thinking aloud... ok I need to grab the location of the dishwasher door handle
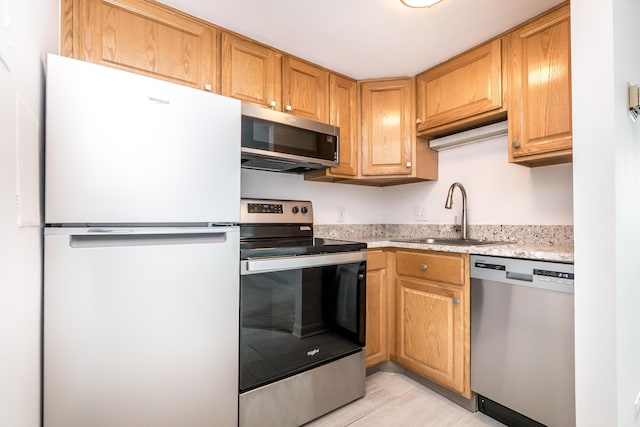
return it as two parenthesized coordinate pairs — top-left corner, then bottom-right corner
(506, 271), (533, 282)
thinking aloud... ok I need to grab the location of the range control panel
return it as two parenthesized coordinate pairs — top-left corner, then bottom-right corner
(247, 203), (284, 214)
(241, 199), (313, 224)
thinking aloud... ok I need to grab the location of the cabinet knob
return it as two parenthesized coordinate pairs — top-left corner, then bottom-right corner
(512, 141), (521, 149)
(406, 162), (412, 168)
(416, 118), (423, 124)
(204, 83), (212, 91)
(285, 105), (293, 112)
(420, 263), (427, 271)
(452, 298), (460, 304)
(269, 101), (277, 108)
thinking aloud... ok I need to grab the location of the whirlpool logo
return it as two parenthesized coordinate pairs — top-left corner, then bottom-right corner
(148, 96), (170, 105)
(307, 348), (320, 357)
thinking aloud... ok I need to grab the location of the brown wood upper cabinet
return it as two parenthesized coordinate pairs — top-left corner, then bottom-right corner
(328, 74), (359, 176)
(307, 76), (438, 185)
(395, 250), (471, 398)
(300, 73), (359, 181)
(282, 57), (329, 122)
(61, 0), (218, 91)
(416, 38), (505, 137)
(358, 78), (439, 185)
(221, 33), (282, 110)
(508, 3), (572, 166)
(360, 78), (415, 177)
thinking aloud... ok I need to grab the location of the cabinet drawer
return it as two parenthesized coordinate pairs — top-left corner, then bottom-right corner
(396, 251), (465, 286)
(367, 250), (387, 270)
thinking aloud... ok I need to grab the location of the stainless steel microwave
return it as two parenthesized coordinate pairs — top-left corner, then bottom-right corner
(240, 103), (339, 173)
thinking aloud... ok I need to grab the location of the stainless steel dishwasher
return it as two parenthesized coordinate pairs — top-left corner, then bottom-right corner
(470, 255), (575, 427)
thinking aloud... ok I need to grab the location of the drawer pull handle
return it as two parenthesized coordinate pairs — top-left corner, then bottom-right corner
(452, 298), (460, 304)
(420, 263), (427, 271)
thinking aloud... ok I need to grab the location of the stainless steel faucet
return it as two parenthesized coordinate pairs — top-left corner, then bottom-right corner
(444, 182), (468, 240)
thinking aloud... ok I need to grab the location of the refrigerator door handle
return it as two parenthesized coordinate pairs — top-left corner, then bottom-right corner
(69, 232), (228, 248)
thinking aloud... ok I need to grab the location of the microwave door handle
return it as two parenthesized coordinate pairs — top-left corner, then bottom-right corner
(242, 251), (367, 275)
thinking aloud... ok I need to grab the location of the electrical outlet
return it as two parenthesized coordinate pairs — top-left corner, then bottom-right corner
(337, 207), (345, 223)
(634, 391), (640, 422)
(413, 205), (428, 221)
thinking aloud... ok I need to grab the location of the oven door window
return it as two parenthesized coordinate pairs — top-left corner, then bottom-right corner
(240, 261), (365, 392)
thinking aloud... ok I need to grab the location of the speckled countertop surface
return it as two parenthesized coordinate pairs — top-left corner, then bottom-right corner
(314, 224), (574, 263)
(359, 238), (573, 262)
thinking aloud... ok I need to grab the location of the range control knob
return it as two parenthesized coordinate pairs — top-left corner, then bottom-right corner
(301, 206), (308, 214)
(292, 206), (299, 214)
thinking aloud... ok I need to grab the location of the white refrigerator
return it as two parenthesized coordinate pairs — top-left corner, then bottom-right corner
(43, 55), (240, 427)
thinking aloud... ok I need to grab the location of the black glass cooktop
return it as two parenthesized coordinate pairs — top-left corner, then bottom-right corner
(240, 238), (366, 260)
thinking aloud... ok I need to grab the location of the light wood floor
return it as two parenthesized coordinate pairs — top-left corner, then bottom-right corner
(305, 372), (505, 427)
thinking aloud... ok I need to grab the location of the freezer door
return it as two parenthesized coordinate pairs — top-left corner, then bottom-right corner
(44, 227), (239, 427)
(45, 55), (240, 224)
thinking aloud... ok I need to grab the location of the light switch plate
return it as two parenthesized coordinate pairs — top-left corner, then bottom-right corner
(337, 207), (345, 223)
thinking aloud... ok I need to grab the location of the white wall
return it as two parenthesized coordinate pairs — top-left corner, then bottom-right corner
(241, 169), (385, 223)
(0, 0), (58, 426)
(573, 0), (640, 426)
(243, 135), (574, 226)
(613, 0), (640, 423)
(381, 135), (574, 225)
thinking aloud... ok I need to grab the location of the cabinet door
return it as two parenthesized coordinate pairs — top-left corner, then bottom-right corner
(282, 57), (329, 122)
(508, 4), (572, 166)
(64, 0), (217, 91)
(329, 74), (358, 176)
(221, 33), (281, 109)
(360, 79), (414, 176)
(364, 250), (388, 367)
(396, 277), (467, 396)
(416, 39), (503, 133)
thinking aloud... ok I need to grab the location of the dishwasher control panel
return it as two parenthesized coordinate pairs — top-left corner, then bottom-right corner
(471, 255), (574, 293)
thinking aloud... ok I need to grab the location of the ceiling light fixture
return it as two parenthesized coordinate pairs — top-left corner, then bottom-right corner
(400, 0), (443, 8)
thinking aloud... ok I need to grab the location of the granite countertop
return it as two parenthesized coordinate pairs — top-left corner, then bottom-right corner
(314, 224), (574, 263)
(360, 238), (574, 263)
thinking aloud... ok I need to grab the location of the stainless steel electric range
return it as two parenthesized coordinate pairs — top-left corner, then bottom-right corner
(238, 199), (367, 427)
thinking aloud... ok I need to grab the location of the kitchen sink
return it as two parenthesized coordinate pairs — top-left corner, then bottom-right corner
(389, 237), (506, 246)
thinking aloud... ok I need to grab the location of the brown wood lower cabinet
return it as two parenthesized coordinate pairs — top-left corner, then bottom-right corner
(364, 250), (389, 367)
(365, 249), (470, 398)
(396, 276), (469, 397)
(395, 250), (470, 398)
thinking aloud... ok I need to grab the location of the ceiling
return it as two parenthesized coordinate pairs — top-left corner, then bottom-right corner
(158, 0), (565, 80)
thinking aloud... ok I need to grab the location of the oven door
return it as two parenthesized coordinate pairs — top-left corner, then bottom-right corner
(239, 251), (366, 393)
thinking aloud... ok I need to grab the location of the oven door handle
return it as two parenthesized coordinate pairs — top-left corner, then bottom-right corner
(241, 251), (367, 275)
